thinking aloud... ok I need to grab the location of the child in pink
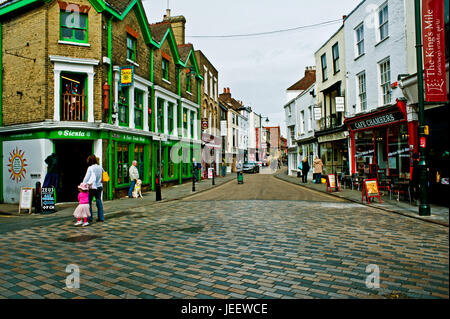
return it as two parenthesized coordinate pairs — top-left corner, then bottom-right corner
(73, 183), (91, 226)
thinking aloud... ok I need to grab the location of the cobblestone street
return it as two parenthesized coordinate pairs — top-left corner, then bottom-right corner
(0, 174), (448, 299)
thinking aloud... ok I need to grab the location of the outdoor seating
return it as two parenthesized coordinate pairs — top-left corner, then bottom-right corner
(390, 178), (412, 205)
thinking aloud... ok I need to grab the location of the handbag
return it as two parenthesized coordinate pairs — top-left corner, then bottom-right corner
(102, 171), (110, 182)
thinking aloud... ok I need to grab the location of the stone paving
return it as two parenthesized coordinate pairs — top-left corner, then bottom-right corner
(275, 168), (449, 227)
(0, 198), (448, 299)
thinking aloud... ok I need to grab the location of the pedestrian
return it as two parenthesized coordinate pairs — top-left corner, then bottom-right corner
(301, 157), (310, 183)
(83, 155), (104, 223)
(43, 153), (60, 189)
(128, 160), (139, 198)
(313, 156), (324, 184)
(73, 183), (91, 227)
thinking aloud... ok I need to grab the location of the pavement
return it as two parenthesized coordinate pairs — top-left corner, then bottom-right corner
(0, 172), (236, 233)
(0, 169), (448, 299)
(274, 167), (449, 227)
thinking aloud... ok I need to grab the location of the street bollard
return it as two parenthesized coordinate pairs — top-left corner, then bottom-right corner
(192, 172), (196, 192)
(35, 181), (41, 214)
(212, 167), (215, 185)
(155, 176), (162, 201)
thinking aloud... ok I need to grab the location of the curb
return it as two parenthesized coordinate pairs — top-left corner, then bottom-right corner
(273, 172), (449, 228)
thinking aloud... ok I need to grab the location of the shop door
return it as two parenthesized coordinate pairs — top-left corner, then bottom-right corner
(55, 140), (92, 202)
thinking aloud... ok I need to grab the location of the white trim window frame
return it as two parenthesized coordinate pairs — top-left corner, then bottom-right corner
(355, 23), (364, 57)
(379, 58), (391, 105)
(50, 56), (99, 123)
(378, 2), (389, 42)
(357, 71), (367, 111)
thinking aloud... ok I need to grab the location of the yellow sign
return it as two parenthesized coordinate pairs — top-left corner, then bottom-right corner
(365, 180), (379, 195)
(424, 125), (429, 135)
(120, 66), (134, 86)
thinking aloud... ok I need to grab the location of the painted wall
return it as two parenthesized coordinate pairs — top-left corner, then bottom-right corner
(3, 139), (52, 203)
(344, 0), (408, 116)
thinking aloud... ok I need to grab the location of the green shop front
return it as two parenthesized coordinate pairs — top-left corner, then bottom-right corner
(152, 138), (201, 186)
(1, 128), (103, 204)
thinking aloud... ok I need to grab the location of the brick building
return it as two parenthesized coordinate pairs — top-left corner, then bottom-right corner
(0, 1), (203, 203)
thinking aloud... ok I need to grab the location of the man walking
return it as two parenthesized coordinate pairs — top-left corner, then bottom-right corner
(128, 160), (139, 198)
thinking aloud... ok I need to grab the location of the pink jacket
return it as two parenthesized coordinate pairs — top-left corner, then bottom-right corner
(78, 191), (89, 204)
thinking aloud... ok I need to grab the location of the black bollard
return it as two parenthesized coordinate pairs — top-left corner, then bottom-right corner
(192, 173), (196, 192)
(155, 176), (162, 201)
(212, 167), (215, 185)
(35, 181), (41, 214)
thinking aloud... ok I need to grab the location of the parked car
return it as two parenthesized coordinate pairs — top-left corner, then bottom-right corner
(243, 162), (260, 173)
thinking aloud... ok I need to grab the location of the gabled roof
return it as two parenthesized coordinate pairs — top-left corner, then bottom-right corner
(286, 69), (316, 91)
(149, 22), (171, 44)
(104, 0), (133, 14)
(178, 43), (193, 63)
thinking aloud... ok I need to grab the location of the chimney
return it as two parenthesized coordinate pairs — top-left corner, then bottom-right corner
(163, 14), (186, 45)
(220, 87), (231, 101)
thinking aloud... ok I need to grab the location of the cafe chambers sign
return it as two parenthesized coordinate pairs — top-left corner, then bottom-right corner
(349, 111), (404, 131)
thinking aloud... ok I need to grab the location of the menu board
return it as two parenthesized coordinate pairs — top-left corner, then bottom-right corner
(326, 174), (341, 193)
(41, 187), (55, 214)
(362, 179), (381, 204)
(19, 188), (34, 214)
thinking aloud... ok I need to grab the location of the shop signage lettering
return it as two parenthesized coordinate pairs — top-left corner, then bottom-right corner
(59, 130), (90, 138)
(318, 132), (347, 143)
(422, 0), (447, 102)
(350, 112), (403, 130)
(388, 147), (409, 157)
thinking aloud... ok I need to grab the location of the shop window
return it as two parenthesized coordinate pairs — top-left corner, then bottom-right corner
(127, 35), (136, 61)
(355, 130), (374, 175)
(182, 147), (191, 176)
(379, 58), (391, 105)
(134, 89), (143, 129)
(119, 87), (129, 126)
(134, 144), (145, 180)
(190, 111), (195, 138)
(183, 108), (188, 137)
(117, 143), (129, 185)
(388, 125), (410, 179)
(60, 11), (88, 43)
(162, 58), (169, 81)
(61, 73), (87, 121)
(157, 98), (164, 133)
(168, 102), (174, 135)
(375, 128), (388, 171)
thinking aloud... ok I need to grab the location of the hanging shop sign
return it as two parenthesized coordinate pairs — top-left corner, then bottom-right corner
(314, 107), (322, 120)
(422, 0), (447, 102)
(348, 111), (404, 131)
(111, 133), (147, 143)
(335, 97), (345, 112)
(120, 66), (134, 86)
(362, 179), (381, 204)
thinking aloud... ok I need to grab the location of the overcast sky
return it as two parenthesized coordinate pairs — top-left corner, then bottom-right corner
(143, 0), (361, 136)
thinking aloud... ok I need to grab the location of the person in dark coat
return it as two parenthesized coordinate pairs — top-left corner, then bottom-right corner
(43, 153), (60, 189)
(301, 157), (310, 183)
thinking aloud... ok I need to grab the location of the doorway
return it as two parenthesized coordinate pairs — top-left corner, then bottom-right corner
(55, 140), (93, 202)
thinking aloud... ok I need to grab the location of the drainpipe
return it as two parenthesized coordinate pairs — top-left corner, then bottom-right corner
(0, 23), (3, 127)
(150, 48), (155, 191)
(107, 15), (113, 200)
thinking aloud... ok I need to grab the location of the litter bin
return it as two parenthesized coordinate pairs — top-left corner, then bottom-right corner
(222, 165), (226, 177)
(237, 172), (244, 184)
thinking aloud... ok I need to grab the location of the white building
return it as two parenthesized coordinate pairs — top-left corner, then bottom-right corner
(343, 0), (416, 178)
(284, 84), (318, 176)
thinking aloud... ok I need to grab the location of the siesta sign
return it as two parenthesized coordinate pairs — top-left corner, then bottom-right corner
(422, 0), (447, 102)
(349, 111), (404, 131)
